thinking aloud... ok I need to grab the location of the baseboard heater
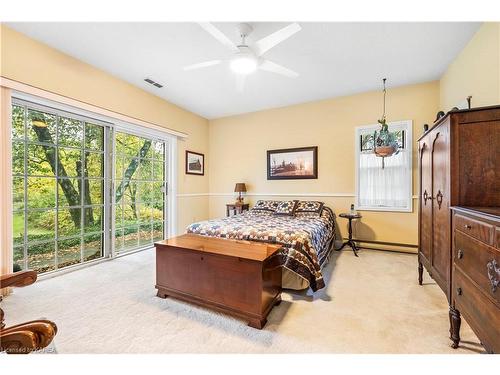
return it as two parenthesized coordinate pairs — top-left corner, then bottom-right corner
(341, 238), (418, 254)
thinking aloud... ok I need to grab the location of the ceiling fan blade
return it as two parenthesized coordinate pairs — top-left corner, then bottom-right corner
(198, 23), (239, 53)
(255, 23), (302, 56)
(259, 60), (299, 78)
(183, 60), (222, 71)
(236, 74), (247, 93)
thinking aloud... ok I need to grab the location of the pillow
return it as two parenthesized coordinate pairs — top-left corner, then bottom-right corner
(251, 200), (280, 212)
(295, 200), (324, 214)
(274, 200), (298, 216)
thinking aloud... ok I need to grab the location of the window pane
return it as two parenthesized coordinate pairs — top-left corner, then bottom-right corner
(13, 177), (25, 210)
(57, 238), (81, 269)
(28, 241), (56, 273)
(87, 179), (103, 205)
(152, 202), (164, 221)
(12, 142), (24, 175)
(58, 178), (80, 207)
(27, 210), (55, 243)
(139, 224), (152, 246)
(83, 233), (103, 261)
(84, 152), (103, 178)
(137, 182), (153, 203)
(153, 160), (164, 180)
(139, 159), (153, 180)
(116, 133), (142, 156)
(122, 181), (137, 206)
(115, 204), (123, 228)
(27, 109), (56, 144)
(12, 105), (25, 139)
(27, 144), (55, 176)
(153, 141), (164, 160)
(85, 123), (104, 151)
(114, 229), (124, 252)
(152, 221), (164, 243)
(13, 246), (25, 272)
(58, 117), (83, 147)
(27, 177), (56, 209)
(123, 226), (138, 250)
(59, 147), (82, 177)
(152, 182), (164, 202)
(84, 206), (103, 233)
(123, 205), (138, 227)
(58, 208), (82, 237)
(13, 211), (24, 246)
(115, 156), (124, 180)
(138, 204), (152, 223)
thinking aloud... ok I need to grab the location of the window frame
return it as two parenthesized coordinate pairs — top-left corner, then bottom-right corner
(11, 92), (177, 275)
(354, 120), (413, 213)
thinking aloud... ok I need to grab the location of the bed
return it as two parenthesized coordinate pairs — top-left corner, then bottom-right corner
(186, 200), (336, 292)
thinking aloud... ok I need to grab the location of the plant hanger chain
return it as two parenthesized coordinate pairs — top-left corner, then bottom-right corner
(381, 78), (387, 122)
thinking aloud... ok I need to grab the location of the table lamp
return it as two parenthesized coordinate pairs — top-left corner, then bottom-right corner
(234, 183), (247, 204)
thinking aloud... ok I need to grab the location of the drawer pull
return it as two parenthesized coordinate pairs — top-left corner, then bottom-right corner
(200, 256), (204, 261)
(486, 259), (499, 293)
(456, 287), (462, 296)
(457, 249), (464, 259)
(464, 224), (472, 230)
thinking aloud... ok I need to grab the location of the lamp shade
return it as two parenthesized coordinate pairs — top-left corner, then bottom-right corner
(234, 183), (247, 193)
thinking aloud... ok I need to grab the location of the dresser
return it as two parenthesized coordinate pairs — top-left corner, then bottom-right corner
(451, 207), (500, 353)
(417, 105), (500, 351)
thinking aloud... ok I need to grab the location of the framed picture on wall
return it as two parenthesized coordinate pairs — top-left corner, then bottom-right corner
(267, 146), (318, 180)
(185, 150), (204, 175)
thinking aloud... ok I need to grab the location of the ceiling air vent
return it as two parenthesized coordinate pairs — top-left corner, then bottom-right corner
(144, 78), (164, 88)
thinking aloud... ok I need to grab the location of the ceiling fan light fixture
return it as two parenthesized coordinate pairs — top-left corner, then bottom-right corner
(230, 47), (258, 75)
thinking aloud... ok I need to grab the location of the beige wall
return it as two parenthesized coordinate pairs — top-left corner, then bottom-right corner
(0, 25), (209, 233)
(440, 22), (500, 111)
(2, 21), (498, 255)
(208, 81), (439, 249)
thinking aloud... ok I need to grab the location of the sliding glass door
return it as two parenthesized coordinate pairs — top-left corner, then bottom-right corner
(11, 99), (169, 274)
(12, 100), (107, 273)
(113, 131), (166, 254)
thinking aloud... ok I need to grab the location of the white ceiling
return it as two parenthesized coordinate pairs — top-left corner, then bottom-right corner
(7, 22), (480, 119)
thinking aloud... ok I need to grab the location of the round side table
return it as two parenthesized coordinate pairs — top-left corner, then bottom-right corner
(337, 212), (362, 257)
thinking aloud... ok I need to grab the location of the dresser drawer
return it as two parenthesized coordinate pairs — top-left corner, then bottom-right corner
(454, 231), (500, 304)
(454, 214), (494, 245)
(453, 267), (500, 353)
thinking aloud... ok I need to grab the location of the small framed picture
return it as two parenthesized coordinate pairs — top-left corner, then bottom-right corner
(185, 150), (204, 175)
(267, 146), (318, 180)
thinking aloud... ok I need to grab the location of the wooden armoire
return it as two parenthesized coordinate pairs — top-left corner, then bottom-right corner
(418, 105), (500, 353)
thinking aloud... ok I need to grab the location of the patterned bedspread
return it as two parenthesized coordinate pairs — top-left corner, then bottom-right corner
(186, 207), (336, 291)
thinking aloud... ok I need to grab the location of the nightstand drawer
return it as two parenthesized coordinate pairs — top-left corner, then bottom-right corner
(454, 230), (500, 304)
(454, 214), (494, 245)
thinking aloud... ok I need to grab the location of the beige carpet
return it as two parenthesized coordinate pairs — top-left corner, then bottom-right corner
(1, 248), (484, 353)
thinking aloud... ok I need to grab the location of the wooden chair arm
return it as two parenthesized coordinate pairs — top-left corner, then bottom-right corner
(0, 270), (37, 289)
(0, 319), (57, 354)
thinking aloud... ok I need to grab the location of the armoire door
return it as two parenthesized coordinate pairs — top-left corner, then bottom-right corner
(430, 124), (450, 298)
(419, 136), (432, 265)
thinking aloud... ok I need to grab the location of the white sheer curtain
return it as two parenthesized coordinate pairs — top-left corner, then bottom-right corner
(356, 120), (412, 211)
(358, 149), (410, 208)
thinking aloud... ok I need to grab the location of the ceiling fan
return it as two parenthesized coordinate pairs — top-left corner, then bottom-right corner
(183, 22), (302, 91)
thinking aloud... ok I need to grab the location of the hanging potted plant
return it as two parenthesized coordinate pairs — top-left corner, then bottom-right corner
(373, 78), (399, 167)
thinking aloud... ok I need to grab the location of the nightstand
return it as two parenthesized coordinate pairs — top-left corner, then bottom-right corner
(336, 212), (362, 257)
(226, 203), (249, 217)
